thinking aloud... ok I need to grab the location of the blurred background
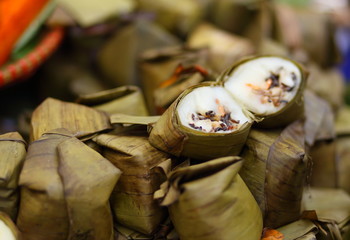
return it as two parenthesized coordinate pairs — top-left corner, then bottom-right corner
(1, 0), (350, 137)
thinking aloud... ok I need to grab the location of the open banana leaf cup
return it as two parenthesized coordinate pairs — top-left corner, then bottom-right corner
(217, 55), (308, 128)
(149, 82), (253, 160)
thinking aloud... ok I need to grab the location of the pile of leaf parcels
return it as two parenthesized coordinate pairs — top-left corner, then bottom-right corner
(1, 1), (350, 240)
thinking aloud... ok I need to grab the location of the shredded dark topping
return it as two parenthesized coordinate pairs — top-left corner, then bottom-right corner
(188, 99), (241, 133)
(246, 67), (297, 107)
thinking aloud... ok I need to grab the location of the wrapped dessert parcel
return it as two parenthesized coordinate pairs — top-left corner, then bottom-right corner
(149, 55), (308, 160)
(93, 129), (178, 236)
(0, 132), (26, 221)
(154, 156), (263, 240)
(17, 129), (121, 240)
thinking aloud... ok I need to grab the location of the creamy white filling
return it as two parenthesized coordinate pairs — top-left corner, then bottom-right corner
(0, 220), (15, 240)
(177, 86), (251, 133)
(224, 57), (301, 115)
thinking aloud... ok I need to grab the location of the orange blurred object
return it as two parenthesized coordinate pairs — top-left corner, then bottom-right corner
(0, 0), (49, 66)
(261, 228), (284, 240)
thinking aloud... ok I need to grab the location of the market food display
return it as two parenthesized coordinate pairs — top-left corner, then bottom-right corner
(1, 0), (350, 239)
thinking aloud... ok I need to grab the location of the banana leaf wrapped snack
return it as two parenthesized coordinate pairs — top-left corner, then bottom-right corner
(76, 85), (149, 116)
(135, 0), (204, 37)
(239, 120), (308, 228)
(302, 188), (350, 239)
(336, 107), (350, 194)
(17, 129), (121, 240)
(154, 156), (263, 240)
(187, 23), (255, 74)
(149, 82), (254, 160)
(209, 0), (261, 36)
(98, 19), (180, 87)
(149, 56), (307, 160)
(0, 132), (26, 220)
(277, 219), (318, 240)
(93, 129), (177, 235)
(306, 63), (345, 113)
(304, 90), (337, 188)
(220, 55), (308, 128)
(0, 212), (21, 240)
(153, 64), (211, 114)
(30, 97), (112, 141)
(140, 46), (210, 114)
(272, 3), (340, 68)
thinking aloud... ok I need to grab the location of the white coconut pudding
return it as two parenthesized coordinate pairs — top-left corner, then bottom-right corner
(224, 57), (302, 115)
(0, 219), (15, 240)
(177, 86), (251, 133)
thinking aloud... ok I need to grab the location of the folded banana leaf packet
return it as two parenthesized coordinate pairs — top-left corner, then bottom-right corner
(98, 19), (181, 87)
(239, 119), (308, 228)
(30, 97), (112, 142)
(76, 85), (149, 116)
(154, 156), (263, 240)
(304, 90), (337, 188)
(0, 132), (26, 221)
(93, 129), (180, 235)
(17, 129), (121, 240)
(2, 1), (350, 238)
(187, 23), (255, 74)
(140, 45), (210, 114)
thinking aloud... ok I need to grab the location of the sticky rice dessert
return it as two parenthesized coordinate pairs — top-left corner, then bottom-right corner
(224, 56), (301, 115)
(220, 56), (307, 128)
(149, 82), (253, 160)
(0, 213), (18, 240)
(177, 86), (251, 133)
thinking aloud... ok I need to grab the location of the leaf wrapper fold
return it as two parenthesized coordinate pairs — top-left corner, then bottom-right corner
(0, 132), (26, 220)
(94, 131), (175, 235)
(149, 82), (252, 160)
(30, 98), (111, 142)
(140, 46), (209, 114)
(240, 120), (308, 228)
(17, 129), (121, 240)
(155, 156), (263, 240)
(77, 85), (149, 116)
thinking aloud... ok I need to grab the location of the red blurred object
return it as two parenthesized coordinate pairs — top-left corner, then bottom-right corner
(0, 0), (49, 66)
(0, 27), (64, 88)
